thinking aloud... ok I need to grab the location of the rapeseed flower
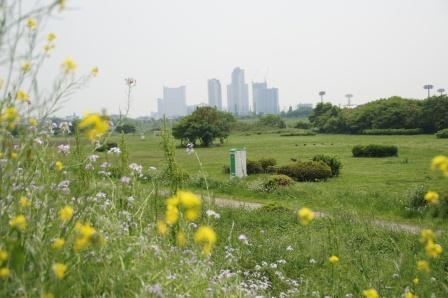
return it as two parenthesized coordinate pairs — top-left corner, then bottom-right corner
(78, 113), (109, 140)
(90, 67), (99, 76)
(52, 238), (65, 250)
(62, 57), (77, 73)
(59, 206), (74, 222)
(424, 191), (439, 204)
(9, 215), (27, 230)
(297, 207), (315, 225)
(431, 155), (448, 176)
(58, 0), (66, 10)
(194, 226), (217, 255)
(0, 267), (10, 279)
(26, 18), (37, 29)
(156, 220), (168, 236)
(0, 249), (8, 262)
(74, 222), (97, 251)
(362, 288), (379, 298)
(1, 106), (20, 128)
(52, 263), (67, 279)
(165, 205), (179, 225)
(420, 229), (436, 244)
(19, 196), (31, 207)
(28, 117), (38, 127)
(176, 231), (187, 247)
(404, 291), (417, 298)
(21, 62), (31, 73)
(16, 90), (30, 103)
(47, 33), (57, 42)
(417, 260), (430, 272)
(425, 241), (442, 258)
(329, 255), (339, 264)
(178, 191), (201, 209)
(55, 161), (64, 171)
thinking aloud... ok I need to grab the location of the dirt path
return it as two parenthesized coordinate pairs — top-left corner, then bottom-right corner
(212, 197), (423, 234)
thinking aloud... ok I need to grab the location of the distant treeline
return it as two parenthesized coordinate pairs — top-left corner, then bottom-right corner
(309, 96), (448, 134)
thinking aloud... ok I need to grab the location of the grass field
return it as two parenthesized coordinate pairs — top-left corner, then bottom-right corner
(110, 132), (448, 226)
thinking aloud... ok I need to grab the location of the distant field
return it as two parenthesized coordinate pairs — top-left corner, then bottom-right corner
(102, 132), (448, 225)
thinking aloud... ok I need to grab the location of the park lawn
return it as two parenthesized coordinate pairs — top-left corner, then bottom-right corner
(102, 132), (448, 226)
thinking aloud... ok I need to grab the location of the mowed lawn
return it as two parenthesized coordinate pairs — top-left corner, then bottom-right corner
(115, 133), (448, 225)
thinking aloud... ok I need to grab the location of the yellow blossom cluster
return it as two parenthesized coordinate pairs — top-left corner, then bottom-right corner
(52, 263), (67, 279)
(424, 191), (439, 204)
(74, 222), (101, 251)
(431, 155), (448, 176)
(0, 249), (9, 279)
(44, 33), (57, 54)
(297, 207), (315, 225)
(9, 215), (27, 230)
(26, 18), (37, 30)
(165, 191), (202, 225)
(78, 113), (109, 140)
(362, 288), (379, 298)
(1, 106), (20, 129)
(419, 229), (443, 258)
(55, 161), (64, 172)
(329, 255), (339, 264)
(19, 196), (31, 208)
(16, 90), (30, 103)
(194, 226), (217, 255)
(62, 57), (77, 73)
(59, 205), (74, 222)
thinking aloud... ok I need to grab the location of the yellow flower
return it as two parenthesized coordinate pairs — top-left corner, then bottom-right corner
(10, 152), (18, 160)
(44, 44), (56, 54)
(176, 231), (187, 247)
(26, 18), (37, 29)
(19, 196), (31, 208)
(90, 67), (99, 76)
(362, 288), (379, 298)
(404, 291), (417, 298)
(55, 161), (64, 171)
(185, 208), (200, 221)
(52, 263), (67, 279)
(178, 191), (202, 209)
(78, 113), (109, 140)
(16, 90), (30, 103)
(47, 33), (57, 42)
(297, 207), (315, 225)
(431, 155), (448, 176)
(417, 260), (430, 272)
(412, 277), (419, 285)
(29, 117), (38, 127)
(165, 205), (179, 225)
(0, 249), (8, 262)
(9, 215), (27, 230)
(425, 241), (443, 258)
(43, 293), (55, 298)
(329, 255), (339, 264)
(21, 62), (32, 73)
(0, 267), (10, 279)
(59, 206), (74, 222)
(62, 57), (77, 73)
(156, 220), (168, 236)
(1, 106), (20, 128)
(420, 229), (436, 244)
(58, 0), (66, 10)
(75, 222), (96, 239)
(194, 226), (217, 255)
(74, 237), (90, 252)
(52, 238), (65, 250)
(424, 191), (439, 204)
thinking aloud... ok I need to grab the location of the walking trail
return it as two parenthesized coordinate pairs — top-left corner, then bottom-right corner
(212, 197), (423, 234)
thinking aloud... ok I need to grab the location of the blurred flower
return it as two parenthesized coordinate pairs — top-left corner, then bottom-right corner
(194, 226), (217, 255)
(19, 196), (31, 207)
(79, 113), (109, 140)
(120, 176), (131, 185)
(420, 229), (436, 244)
(238, 234), (249, 245)
(108, 147), (121, 155)
(0, 267), (10, 279)
(58, 0), (66, 10)
(206, 209), (220, 219)
(9, 215), (27, 230)
(1, 107), (20, 127)
(16, 90), (30, 103)
(59, 206), (74, 222)
(74, 222), (97, 251)
(404, 291), (416, 298)
(44, 44), (56, 54)
(417, 260), (430, 272)
(165, 205), (179, 225)
(52, 263), (67, 279)
(156, 220), (168, 236)
(362, 288), (378, 298)
(57, 144), (70, 155)
(412, 277), (419, 284)
(431, 155), (448, 176)
(47, 33), (57, 42)
(329, 255), (340, 264)
(297, 207), (315, 225)
(186, 143), (194, 155)
(55, 161), (64, 171)
(26, 18), (37, 29)
(62, 57), (77, 73)
(90, 67), (99, 76)
(0, 249), (8, 262)
(424, 191), (439, 204)
(29, 117), (38, 126)
(21, 62), (31, 73)
(425, 241), (443, 258)
(52, 238), (65, 250)
(176, 231), (187, 247)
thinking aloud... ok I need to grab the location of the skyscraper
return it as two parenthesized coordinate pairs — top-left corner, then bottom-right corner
(252, 81), (279, 115)
(157, 86), (187, 119)
(207, 79), (222, 110)
(227, 67), (249, 116)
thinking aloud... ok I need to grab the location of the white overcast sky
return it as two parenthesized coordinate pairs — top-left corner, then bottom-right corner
(42, 0), (448, 117)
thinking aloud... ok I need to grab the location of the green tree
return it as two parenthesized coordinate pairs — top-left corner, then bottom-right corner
(172, 107), (235, 147)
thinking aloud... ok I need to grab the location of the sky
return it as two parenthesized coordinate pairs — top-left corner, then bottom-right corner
(42, 0), (448, 117)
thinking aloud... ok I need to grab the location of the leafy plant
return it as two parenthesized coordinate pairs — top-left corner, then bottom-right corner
(312, 154), (342, 176)
(352, 144), (398, 157)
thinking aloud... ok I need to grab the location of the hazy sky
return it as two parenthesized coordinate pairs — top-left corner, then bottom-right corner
(44, 0), (448, 117)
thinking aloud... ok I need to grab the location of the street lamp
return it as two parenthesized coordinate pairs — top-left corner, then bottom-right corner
(345, 94), (354, 108)
(437, 88), (445, 96)
(423, 84), (434, 98)
(318, 91), (326, 103)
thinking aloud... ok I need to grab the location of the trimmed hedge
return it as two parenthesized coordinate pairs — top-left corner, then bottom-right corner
(280, 131), (316, 137)
(352, 144), (398, 157)
(312, 154), (342, 176)
(277, 161), (332, 182)
(247, 160), (263, 175)
(362, 128), (423, 135)
(436, 128), (448, 139)
(259, 158), (277, 171)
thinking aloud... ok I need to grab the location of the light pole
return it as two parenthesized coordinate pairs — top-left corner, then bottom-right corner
(318, 91), (326, 103)
(345, 94), (354, 108)
(437, 88), (445, 96)
(423, 84), (434, 98)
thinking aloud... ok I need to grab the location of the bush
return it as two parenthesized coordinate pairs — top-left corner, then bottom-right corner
(247, 159), (263, 175)
(95, 142), (118, 152)
(268, 174), (294, 186)
(266, 165), (280, 174)
(259, 158), (277, 171)
(277, 161), (332, 182)
(294, 121), (311, 129)
(312, 154), (342, 176)
(362, 128), (423, 135)
(436, 128), (448, 139)
(280, 131), (316, 137)
(352, 144), (398, 157)
(115, 124), (137, 134)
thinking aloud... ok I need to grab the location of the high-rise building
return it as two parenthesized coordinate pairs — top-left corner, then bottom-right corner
(252, 81), (279, 115)
(157, 86), (187, 119)
(207, 79), (222, 110)
(227, 67), (249, 116)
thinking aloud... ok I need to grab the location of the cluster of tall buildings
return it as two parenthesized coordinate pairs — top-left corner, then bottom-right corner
(157, 67), (279, 119)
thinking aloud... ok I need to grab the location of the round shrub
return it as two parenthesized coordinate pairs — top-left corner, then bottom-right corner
(267, 174), (294, 187)
(352, 144), (398, 157)
(247, 159), (263, 175)
(259, 158), (277, 171)
(436, 128), (448, 139)
(266, 165), (279, 174)
(312, 154), (342, 176)
(277, 161), (332, 182)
